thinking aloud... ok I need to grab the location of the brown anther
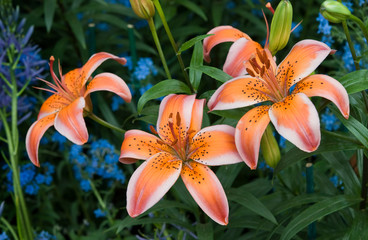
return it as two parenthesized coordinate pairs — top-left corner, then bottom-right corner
(150, 125), (158, 135)
(246, 68), (255, 77)
(256, 48), (265, 63)
(176, 112), (181, 127)
(169, 112), (173, 119)
(260, 66), (266, 76)
(156, 139), (165, 145)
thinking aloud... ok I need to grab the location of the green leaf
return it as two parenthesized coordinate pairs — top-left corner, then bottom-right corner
(178, 34), (213, 54)
(280, 195), (361, 240)
(137, 80), (191, 113)
(44, 0), (57, 32)
(188, 65), (232, 83)
(216, 164), (243, 189)
(65, 12), (86, 49)
(196, 223), (213, 240)
(339, 70), (368, 94)
(176, 0), (207, 21)
(189, 42), (204, 90)
(275, 131), (362, 173)
(228, 190), (278, 225)
(273, 194), (328, 215)
(330, 106), (368, 149)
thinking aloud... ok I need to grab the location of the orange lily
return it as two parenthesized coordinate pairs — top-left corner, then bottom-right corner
(207, 40), (349, 169)
(120, 94), (242, 225)
(26, 52), (132, 167)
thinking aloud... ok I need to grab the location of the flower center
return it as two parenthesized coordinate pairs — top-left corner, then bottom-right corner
(245, 48), (286, 102)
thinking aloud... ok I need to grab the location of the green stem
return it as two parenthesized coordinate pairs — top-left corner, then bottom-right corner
(348, 14), (368, 43)
(152, 0), (194, 93)
(127, 24), (138, 69)
(147, 17), (172, 79)
(1, 217), (19, 240)
(87, 112), (126, 134)
(342, 20), (360, 70)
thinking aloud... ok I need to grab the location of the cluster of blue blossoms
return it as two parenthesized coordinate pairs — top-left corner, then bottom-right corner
(3, 162), (54, 195)
(111, 56), (158, 111)
(0, 231), (56, 240)
(69, 139), (125, 192)
(0, 7), (47, 129)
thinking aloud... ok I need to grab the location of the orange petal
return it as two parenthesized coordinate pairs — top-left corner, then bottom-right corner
(276, 40), (332, 90)
(80, 52), (127, 86)
(38, 94), (70, 119)
(203, 26), (251, 63)
(190, 125), (242, 166)
(293, 74), (349, 119)
(84, 72), (132, 103)
(63, 68), (84, 98)
(181, 161), (229, 225)
(157, 94), (196, 144)
(223, 38), (263, 77)
(26, 113), (57, 167)
(54, 97), (88, 145)
(235, 106), (271, 169)
(208, 76), (272, 111)
(188, 98), (205, 139)
(269, 93), (320, 152)
(127, 152), (182, 217)
(120, 130), (171, 164)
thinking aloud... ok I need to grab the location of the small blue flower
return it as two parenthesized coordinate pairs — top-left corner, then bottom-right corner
(360, 0), (367, 6)
(0, 232), (9, 240)
(342, 1), (353, 12)
(35, 174), (45, 184)
(316, 13), (332, 35)
(111, 95), (126, 111)
(51, 132), (67, 151)
(291, 22), (302, 38)
(321, 108), (341, 131)
(80, 179), (91, 192)
(94, 208), (107, 218)
(35, 230), (56, 240)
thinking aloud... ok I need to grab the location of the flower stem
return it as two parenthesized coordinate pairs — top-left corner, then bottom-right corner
(87, 112), (126, 134)
(341, 20), (359, 70)
(348, 14), (368, 44)
(152, 0), (194, 93)
(147, 17), (172, 79)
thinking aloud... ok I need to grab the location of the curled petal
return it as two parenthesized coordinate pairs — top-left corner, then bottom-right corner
(276, 40), (332, 90)
(181, 161), (229, 225)
(127, 152), (182, 217)
(203, 26), (251, 63)
(235, 106), (271, 169)
(54, 97), (88, 145)
(80, 52), (127, 85)
(269, 93), (320, 152)
(38, 94), (69, 119)
(157, 94), (196, 144)
(84, 72), (132, 103)
(223, 38), (263, 77)
(120, 130), (171, 164)
(293, 74), (349, 119)
(188, 98), (205, 139)
(26, 113), (57, 167)
(190, 125), (242, 166)
(208, 76), (272, 111)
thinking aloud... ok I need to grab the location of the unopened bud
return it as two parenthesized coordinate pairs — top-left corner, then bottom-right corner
(130, 0), (155, 20)
(261, 125), (281, 168)
(268, 0), (293, 55)
(320, 0), (351, 23)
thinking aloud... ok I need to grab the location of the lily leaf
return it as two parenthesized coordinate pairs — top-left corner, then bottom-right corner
(178, 34), (213, 54)
(189, 42), (204, 90)
(339, 70), (368, 94)
(188, 65), (232, 83)
(44, 0), (57, 32)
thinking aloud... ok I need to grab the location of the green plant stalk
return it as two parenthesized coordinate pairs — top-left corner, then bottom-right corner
(152, 0), (194, 93)
(348, 14), (368, 43)
(147, 17), (172, 79)
(342, 20), (368, 210)
(4, 51), (34, 239)
(87, 112), (126, 134)
(306, 162), (316, 240)
(127, 24), (138, 69)
(1, 217), (19, 240)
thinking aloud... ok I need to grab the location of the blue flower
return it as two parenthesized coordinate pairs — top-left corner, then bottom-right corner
(321, 108), (341, 131)
(342, 1), (353, 12)
(132, 57), (158, 81)
(51, 132), (67, 151)
(291, 22), (302, 38)
(35, 231), (56, 240)
(94, 208), (107, 218)
(80, 179), (92, 192)
(0, 232), (9, 240)
(111, 95), (126, 111)
(316, 13), (332, 35)
(360, 0), (367, 6)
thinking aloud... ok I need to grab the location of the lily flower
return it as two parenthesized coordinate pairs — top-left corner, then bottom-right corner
(207, 40), (349, 169)
(26, 52), (132, 167)
(203, 25), (265, 77)
(120, 94), (242, 225)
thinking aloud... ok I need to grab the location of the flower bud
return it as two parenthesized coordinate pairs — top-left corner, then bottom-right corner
(320, 0), (351, 23)
(260, 125), (281, 169)
(268, 0), (293, 55)
(130, 0), (155, 20)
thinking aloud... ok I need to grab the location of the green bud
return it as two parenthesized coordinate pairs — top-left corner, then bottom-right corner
(320, 0), (351, 23)
(130, 0), (155, 20)
(261, 125), (281, 169)
(268, 0), (293, 55)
